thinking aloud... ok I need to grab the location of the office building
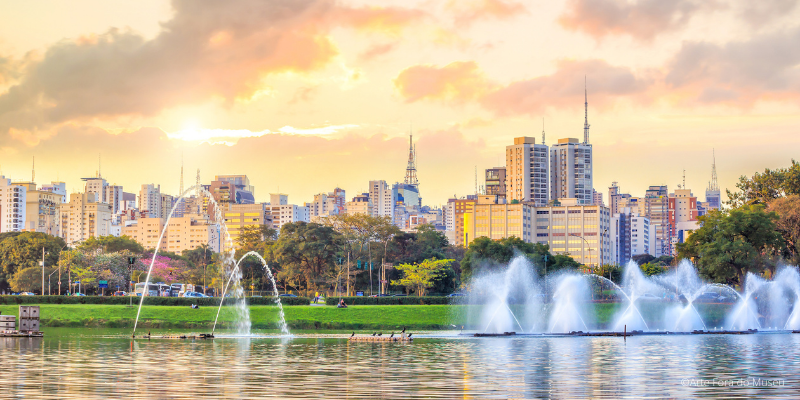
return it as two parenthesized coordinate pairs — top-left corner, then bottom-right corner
(550, 138), (593, 205)
(59, 192), (113, 245)
(0, 176), (27, 233)
(485, 167), (507, 201)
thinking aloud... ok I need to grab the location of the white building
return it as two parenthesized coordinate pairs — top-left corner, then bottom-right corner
(139, 184), (161, 218)
(611, 207), (655, 265)
(105, 185), (124, 215)
(550, 138), (593, 205)
(83, 177), (108, 204)
(530, 198), (611, 267)
(0, 176), (26, 233)
(59, 192), (112, 245)
(369, 180), (395, 220)
(505, 136), (549, 206)
(40, 182), (67, 203)
(268, 194), (309, 230)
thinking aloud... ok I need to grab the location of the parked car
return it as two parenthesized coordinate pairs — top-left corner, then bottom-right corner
(695, 292), (723, 303)
(447, 293), (466, 297)
(250, 295), (263, 298)
(392, 294), (408, 297)
(20, 292), (36, 296)
(113, 291), (126, 296)
(370, 294), (391, 297)
(183, 291), (208, 298)
(279, 294), (297, 297)
(73, 293), (86, 296)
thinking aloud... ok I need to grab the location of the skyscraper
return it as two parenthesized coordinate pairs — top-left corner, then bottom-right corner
(550, 138), (593, 205)
(705, 151), (721, 210)
(505, 137), (549, 206)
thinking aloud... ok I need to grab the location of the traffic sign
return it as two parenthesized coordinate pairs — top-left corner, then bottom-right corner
(99, 280), (108, 288)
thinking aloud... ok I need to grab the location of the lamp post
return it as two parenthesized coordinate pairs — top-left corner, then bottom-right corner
(600, 228), (608, 268)
(569, 233), (593, 272)
(48, 269), (59, 296)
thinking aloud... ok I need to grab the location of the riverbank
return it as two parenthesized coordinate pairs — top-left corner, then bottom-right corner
(0, 303), (733, 330)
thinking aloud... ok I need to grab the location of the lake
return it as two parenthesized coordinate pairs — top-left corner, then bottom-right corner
(1, 328), (798, 399)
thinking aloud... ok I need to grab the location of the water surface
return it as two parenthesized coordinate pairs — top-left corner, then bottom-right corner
(1, 328), (798, 399)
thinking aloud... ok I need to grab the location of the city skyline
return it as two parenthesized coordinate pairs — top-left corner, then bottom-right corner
(2, 0), (800, 205)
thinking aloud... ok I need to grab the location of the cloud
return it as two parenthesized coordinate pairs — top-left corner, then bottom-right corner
(738, 0), (800, 27)
(665, 27), (800, 105)
(447, 0), (527, 27)
(395, 59), (648, 115)
(558, 0), (707, 41)
(394, 61), (495, 103)
(358, 42), (398, 62)
(0, 0), (424, 139)
(165, 124), (360, 146)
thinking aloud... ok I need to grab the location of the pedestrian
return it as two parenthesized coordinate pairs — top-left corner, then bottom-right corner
(314, 291), (319, 304)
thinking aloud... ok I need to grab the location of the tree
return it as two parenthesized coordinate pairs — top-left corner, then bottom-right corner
(631, 254), (655, 265)
(677, 205), (784, 285)
(10, 267), (56, 293)
(236, 225), (277, 252)
(460, 236), (578, 280)
(79, 235), (143, 254)
(273, 222), (344, 293)
(392, 258), (454, 296)
(767, 195), (800, 264)
(0, 232), (66, 291)
(726, 160), (800, 207)
(639, 263), (666, 276)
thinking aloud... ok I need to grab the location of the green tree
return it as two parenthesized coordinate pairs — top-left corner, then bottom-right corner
(726, 160), (800, 207)
(273, 222), (344, 294)
(10, 266), (56, 294)
(236, 225), (277, 252)
(677, 206), (784, 285)
(78, 235), (143, 254)
(392, 258), (454, 296)
(460, 236), (578, 280)
(0, 232), (66, 291)
(639, 263), (666, 276)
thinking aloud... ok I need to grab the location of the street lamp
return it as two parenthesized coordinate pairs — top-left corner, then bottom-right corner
(48, 269), (59, 296)
(569, 233), (593, 271)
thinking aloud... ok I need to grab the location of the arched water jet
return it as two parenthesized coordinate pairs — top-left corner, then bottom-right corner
(465, 256), (541, 333)
(548, 274), (591, 333)
(132, 185), (247, 336)
(212, 251), (289, 335)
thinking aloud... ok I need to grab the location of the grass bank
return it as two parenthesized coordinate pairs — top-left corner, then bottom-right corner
(0, 302), (733, 331)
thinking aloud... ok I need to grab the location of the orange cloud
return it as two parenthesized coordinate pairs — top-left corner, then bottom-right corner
(448, 0), (527, 27)
(394, 61), (495, 103)
(358, 42), (398, 62)
(395, 59), (648, 114)
(335, 6), (427, 35)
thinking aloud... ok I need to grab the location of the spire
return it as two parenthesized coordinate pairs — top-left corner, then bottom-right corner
(542, 117), (546, 145)
(708, 149), (719, 192)
(583, 76), (590, 144)
(404, 131), (418, 187)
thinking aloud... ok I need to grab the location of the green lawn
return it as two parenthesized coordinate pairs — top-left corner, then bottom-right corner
(0, 302), (733, 331)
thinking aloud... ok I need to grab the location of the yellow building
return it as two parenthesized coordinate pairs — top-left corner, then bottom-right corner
(463, 195), (533, 244)
(222, 203), (272, 248)
(122, 214), (221, 254)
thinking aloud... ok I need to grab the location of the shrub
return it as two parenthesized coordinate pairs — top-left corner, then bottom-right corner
(324, 296), (452, 306)
(0, 295), (309, 306)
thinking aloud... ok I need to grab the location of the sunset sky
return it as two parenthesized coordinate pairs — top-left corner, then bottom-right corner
(1, 0), (799, 205)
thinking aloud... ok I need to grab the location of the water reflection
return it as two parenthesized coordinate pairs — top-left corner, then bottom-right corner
(0, 330), (798, 398)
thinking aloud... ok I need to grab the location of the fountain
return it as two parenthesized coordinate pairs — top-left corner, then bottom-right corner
(610, 261), (660, 331)
(132, 185), (249, 337)
(547, 274), (592, 333)
(464, 256), (542, 334)
(726, 267), (800, 330)
(212, 251), (289, 335)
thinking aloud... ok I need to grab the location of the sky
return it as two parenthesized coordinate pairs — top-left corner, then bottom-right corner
(1, 0), (799, 206)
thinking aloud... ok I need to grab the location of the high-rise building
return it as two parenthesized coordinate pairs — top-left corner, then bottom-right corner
(105, 185), (123, 215)
(550, 138), (593, 205)
(485, 167), (507, 201)
(122, 214), (221, 254)
(0, 176), (27, 233)
(40, 182), (67, 203)
(139, 184), (161, 218)
(529, 198), (611, 267)
(445, 196), (477, 247)
(222, 203), (273, 248)
(645, 185), (670, 257)
(83, 177), (108, 204)
(463, 195), (534, 243)
(267, 194), (309, 230)
(214, 175), (255, 204)
(505, 137), (549, 206)
(160, 193), (175, 219)
(369, 180), (395, 219)
(611, 207), (654, 265)
(669, 188), (699, 254)
(11, 181), (63, 235)
(59, 192), (112, 245)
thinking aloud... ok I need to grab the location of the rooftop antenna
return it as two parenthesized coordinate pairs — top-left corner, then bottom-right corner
(683, 169), (686, 190)
(583, 76), (590, 144)
(542, 117), (546, 145)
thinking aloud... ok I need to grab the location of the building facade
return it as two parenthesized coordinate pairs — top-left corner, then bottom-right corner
(0, 176), (26, 233)
(505, 137), (549, 206)
(550, 138), (593, 205)
(59, 192), (112, 245)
